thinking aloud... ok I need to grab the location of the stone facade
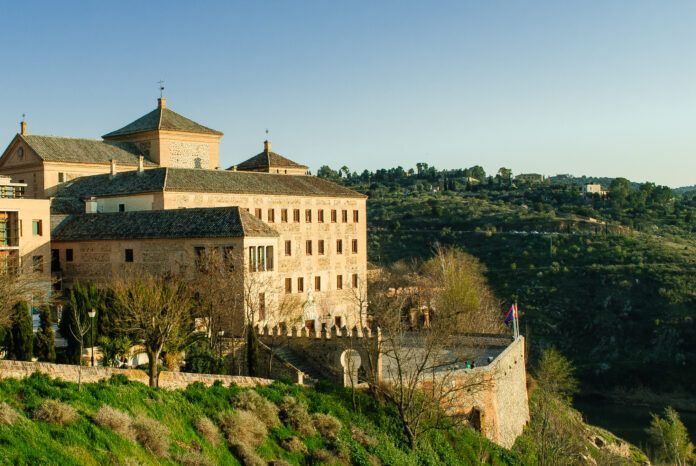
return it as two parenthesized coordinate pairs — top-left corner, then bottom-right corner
(0, 359), (272, 390)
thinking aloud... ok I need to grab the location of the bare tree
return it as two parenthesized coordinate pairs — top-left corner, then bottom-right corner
(110, 274), (195, 387)
(69, 309), (92, 390)
(0, 268), (51, 329)
(357, 247), (504, 448)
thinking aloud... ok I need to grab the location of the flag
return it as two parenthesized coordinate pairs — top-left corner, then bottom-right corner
(504, 303), (518, 325)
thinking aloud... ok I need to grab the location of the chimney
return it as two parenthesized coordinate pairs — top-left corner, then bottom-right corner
(137, 155), (144, 174)
(264, 140), (271, 153)
(158, 97), (167, 109)
(110, 159), (117, 178)
(85, 197), (98, 214)
(20, 119), (27, 136)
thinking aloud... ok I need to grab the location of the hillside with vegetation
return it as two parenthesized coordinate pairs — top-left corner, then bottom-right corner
(318, 164), (696, 397)
(0, 373), (522, 465)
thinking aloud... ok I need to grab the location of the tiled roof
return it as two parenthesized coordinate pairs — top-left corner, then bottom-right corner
(165, 168), (363, 197)
(52, 207), (278, 241)
(50, 168), (364, 214)
(22, 135), (156, 166)
(103, 107), (223, 138)
(233, 151), (308, 171)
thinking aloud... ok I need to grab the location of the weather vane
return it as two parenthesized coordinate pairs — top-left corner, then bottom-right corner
(21, 113), (25, 122)
(157, 80), (165, 98)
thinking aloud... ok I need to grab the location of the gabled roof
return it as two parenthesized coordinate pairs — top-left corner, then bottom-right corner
(103, 106), (223, 138)
(50, 167), (365, 214)
(52, 207), (278, 241)
(234, 150), (308, 172)
(19, 135), (156, 166)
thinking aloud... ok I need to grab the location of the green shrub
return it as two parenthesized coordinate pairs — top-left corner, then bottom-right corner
(233, 389), (280, 428)
(0, 401), (21, 425)
(279, 395), (315, 436)
(313, 412), (342, 441)
(33, 399), (78, 425)
(92, 405), (134, 440)
(133, 415), (170, 457)
(219, 409), (267, 449)
(195, 416), (220, 445)
(281, 436), (307, 454)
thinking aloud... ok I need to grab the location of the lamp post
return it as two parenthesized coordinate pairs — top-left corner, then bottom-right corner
(87, 308), (96, 367)
(217, 330), (225, 360)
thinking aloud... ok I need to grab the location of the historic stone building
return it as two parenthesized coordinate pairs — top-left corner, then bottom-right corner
(0, 98), (367, 331)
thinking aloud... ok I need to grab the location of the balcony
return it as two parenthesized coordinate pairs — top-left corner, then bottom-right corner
(0, 185), (25, 199)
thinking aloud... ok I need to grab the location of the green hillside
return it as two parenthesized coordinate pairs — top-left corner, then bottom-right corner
(319, 166), (696, 395)
(0, 373), (519, 465)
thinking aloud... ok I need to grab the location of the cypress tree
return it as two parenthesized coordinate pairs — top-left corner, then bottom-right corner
(8, 301), (33, 361)
(34, 305), (56, 362)
(246, 325), (259, 377)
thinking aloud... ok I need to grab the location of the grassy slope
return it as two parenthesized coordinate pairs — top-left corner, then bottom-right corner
(366, 190), (696, 392)
(0, 373), (520, 465)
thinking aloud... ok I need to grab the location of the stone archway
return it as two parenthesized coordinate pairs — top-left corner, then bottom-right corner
(340, 349), (362, 387)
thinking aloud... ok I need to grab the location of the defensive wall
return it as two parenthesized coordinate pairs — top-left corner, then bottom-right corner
(0, 359), (272, 390)
(444, 336), (529, 448)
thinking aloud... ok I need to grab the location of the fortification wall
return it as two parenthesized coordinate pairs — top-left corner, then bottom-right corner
(0, 360), (272, 390)
(445, 337), (529, 448)
(257, 324), (381, 386)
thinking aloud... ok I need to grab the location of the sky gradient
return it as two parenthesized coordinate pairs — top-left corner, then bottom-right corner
(1, 1), (694, 187)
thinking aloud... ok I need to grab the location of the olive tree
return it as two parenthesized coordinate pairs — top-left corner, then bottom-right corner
(110, 274), (195, 387)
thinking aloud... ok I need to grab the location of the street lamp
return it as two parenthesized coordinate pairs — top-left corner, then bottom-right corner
(87, 308), (96, 367)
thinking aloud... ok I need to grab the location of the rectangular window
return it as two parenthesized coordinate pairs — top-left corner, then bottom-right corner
(119, 204), (125, 212)
(268, 209), (275, 223)
(334, 316), (342, 328)
(285, 278), (292, 293)
(281, 209), (288, 223)
(125, 249), (134, 263)
(293, 209), (300, 222)
(32, 255), (43, 272)
(305, 209), (312, 223)
(342, 210), (348, 223)
(353, 210), (359, 222)
(314, 276), (321, 291)
(266, 246), (274, 271)
(58, 172), (65, 183)
(306, 240), (312, 255)
(66, 248), (74, 262)
(297, 277), (304, 293)
(331, 209), (337, 223)
(255, 208), (262, 219)
(249, 246), (257, 272)
(32, 220), (42, 236)
(258, 293), (266, 321)
(257, 246), (266, 271)
(285, 240), (292, 256)
(336, 274), (343, 290)
(352, 273), (359, 288)
(318, 240), (325, 255)
(318, 210), (324, 223)
(194, 246), (205, 260)
(352, 239), (358, 254)
(336, 239), (343, 254)
(223, 246), (235, 271)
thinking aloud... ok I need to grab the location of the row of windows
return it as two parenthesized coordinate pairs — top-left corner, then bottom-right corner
(284, 273), (359, 293)
(253, 208), (359, 224)
(284, 239), (359, 256)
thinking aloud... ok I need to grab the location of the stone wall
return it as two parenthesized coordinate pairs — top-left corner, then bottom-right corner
(257, 324), (381, 386)
(0, 360), (272, 390)
(444, 337), (529, 448)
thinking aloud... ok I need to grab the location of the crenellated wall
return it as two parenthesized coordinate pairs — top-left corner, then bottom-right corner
(257, 324), (381, 386)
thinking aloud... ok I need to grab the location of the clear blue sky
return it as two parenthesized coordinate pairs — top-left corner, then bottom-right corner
(1, 1), (694, 187)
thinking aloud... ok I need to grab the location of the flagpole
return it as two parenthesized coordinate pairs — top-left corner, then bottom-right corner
(514, 300), (519, 340)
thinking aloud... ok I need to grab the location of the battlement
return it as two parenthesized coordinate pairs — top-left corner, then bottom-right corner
(255, 323), (381, 340)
